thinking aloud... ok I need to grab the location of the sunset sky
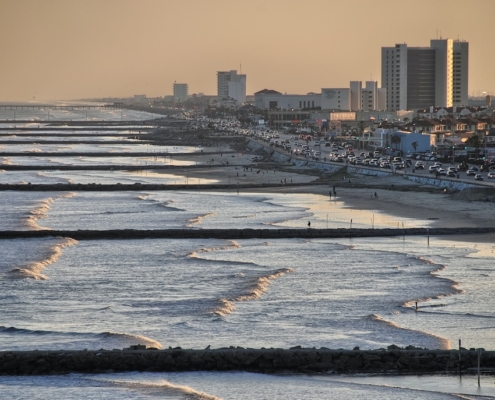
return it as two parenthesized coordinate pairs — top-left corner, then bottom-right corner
(1, 0), (494, 101)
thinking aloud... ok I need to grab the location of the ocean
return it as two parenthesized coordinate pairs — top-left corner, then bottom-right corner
(1, 105), (495, 399)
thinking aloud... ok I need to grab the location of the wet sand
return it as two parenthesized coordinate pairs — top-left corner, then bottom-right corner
(167, 146), (495, 231)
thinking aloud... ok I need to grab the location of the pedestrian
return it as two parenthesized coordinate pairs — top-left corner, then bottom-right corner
(307, 221), (311, 228)
(374, 192), (377, 198)
(329, 191), (332, 198)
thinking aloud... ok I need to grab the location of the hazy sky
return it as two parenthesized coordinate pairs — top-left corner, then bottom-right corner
(1, 0), (494, 101)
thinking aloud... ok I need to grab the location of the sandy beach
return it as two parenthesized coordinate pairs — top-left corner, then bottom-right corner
(167, 144), (495, 234)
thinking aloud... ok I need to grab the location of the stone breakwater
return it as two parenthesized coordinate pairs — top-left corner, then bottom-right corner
(0, 182), (324, 190)
(1, 347), (494, 375)
(1, 227), (495, 241)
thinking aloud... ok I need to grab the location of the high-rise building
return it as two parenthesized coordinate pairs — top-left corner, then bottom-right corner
(350, 81), (362, 111)
(173, 83), (188, 103)
(381, 43), (408, 111)
(431, 39), (454, 108)
(381, 39), (469, 111)
(217, 70), (246, 104)
(453, 41), (469, 106)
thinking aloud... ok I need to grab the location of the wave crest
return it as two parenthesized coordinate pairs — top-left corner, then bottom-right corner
(189, 241), (241, 258)
(213, 268), (294, 316)
(371, 314), (451, 350)
(100, 332), (163, 349)
(106, 379), (222, 400)
(7, 237), (78, 280)
(187, 212), (217, 227)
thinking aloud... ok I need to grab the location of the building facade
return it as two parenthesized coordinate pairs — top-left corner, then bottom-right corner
(172, 83), (188, 103)
(381, 43), (408, 111)
(321, 88), (350, 110)
(453, 41), (469, 106)
(381, 39), (469, 111)
(350, 81), (362, 111)
(217, 70), (246, 105)
(254, 90), (321, 110)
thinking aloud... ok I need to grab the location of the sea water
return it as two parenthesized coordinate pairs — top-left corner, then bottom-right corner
(1, 108), (495, 399)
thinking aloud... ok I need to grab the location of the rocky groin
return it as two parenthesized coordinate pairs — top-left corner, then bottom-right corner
(0, 227), (494, 240)
(1, 347), (494, 375)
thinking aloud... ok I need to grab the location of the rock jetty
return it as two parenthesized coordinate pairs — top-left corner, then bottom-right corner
(1, 346), (494, 375)
(0, 227), (495, 241)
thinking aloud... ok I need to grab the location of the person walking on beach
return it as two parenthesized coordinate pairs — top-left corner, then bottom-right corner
(307, 221), (311, 228)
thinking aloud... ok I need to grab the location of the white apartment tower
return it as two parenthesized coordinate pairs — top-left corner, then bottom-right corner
(217, 70), (246, 105)
(381, 44), (408, 111)
(173, 83), (188, 103)
(381, 39), (469, 111)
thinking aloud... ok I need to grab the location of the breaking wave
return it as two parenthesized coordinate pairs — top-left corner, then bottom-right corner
(103, 379), (222, 400)
(214, 268), (294, 316)
(7, 237), (78, 280)
(0, 325), (163, 350)
(56, 192), (77, 199)
(24, 198), (54, 230)
(187, 212), (217, 227)
(403, 256), (465, 309)
(188, 241), (241, 258)
(370, 314), (451, 350)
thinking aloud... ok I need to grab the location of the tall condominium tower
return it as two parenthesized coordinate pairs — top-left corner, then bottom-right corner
(381, 39), (468, 111)
(453, 40), (469, 106)
(381, 43), (408, 111)
(217, 70), (246, 104)
(173, 83), (188, 103)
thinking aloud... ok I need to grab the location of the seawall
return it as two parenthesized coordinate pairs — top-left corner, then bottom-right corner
(247, 140), (489, 191)
(1, 347), (494, 375)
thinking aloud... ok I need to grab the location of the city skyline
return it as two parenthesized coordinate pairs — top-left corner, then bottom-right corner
(1, 0), (494, 102)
